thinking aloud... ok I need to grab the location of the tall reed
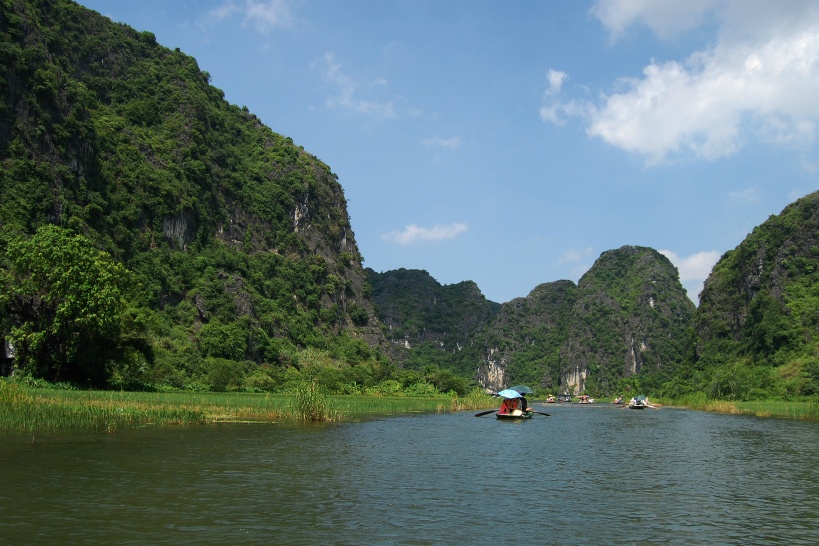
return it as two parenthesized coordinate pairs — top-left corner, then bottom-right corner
(450, 387), (495, 411)
(656, 390), (819, 420)
(0, 381), (206, 433)
(1, 380), (501, 433)
(289, 381), (335, 422)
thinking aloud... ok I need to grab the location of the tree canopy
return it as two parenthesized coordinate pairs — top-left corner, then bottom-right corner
(1, 225), (131, 386)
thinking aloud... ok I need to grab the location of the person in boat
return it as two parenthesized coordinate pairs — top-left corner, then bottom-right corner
(498, 397), (519, 415)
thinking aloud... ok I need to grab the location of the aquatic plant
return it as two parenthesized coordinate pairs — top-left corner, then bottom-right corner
(289, 381), (334, 422)
(0, 380), (206, 433)
(450, 387), (495, 411)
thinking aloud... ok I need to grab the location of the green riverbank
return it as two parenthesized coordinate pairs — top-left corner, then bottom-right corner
(0, 380), (494, 433)
(654, 394), (819, 420)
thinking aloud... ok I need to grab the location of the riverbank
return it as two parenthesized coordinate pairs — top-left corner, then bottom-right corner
(656, 394), (819, 420)
(0, 381), (494, 433)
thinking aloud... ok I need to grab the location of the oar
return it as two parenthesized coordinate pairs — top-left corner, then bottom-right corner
(531, 411), (550, 417)
(474, 409), (498, 417)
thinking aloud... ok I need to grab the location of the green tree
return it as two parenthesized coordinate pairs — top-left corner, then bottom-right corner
(1, 225), (130, 386)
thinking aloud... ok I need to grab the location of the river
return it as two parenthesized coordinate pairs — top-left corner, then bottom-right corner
(1, 404), (818, 545)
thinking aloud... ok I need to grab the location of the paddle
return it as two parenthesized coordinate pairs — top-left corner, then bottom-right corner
(474, 409), (498, 417)
(531, 411), (550, 417)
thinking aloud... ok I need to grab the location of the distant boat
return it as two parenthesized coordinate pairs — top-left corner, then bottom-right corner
(628, 395), (650, 409)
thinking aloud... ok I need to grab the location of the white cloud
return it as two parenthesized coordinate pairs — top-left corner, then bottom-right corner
(381, 223), (468, 245)
(545, 1), (819, 164)
(590, 0), (719, 41)
(244, 0), (295, 32)
(557, 247), (595, 280)
(727, 187), (759, 203)
(205, 0), (295, 33)
(660, 249), (721, 303)
(421, 136), (461, 151)
(546, 69), (567, 95)
(660, 249), (721, 281)
(557, 246), (594, 264)
(540, 69), (575, 124)
(314, 52), (396, 120)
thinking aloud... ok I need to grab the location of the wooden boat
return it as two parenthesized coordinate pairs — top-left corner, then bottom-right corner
(628, 395), (649, 409)
(496, 410), (534, 420)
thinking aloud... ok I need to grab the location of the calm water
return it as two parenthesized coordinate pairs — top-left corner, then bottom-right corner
(2, 404), (818, 545)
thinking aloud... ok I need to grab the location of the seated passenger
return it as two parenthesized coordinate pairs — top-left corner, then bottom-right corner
(498, 397), (519, 414)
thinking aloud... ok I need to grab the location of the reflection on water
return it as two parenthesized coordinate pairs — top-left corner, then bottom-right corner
(1, 405), (818, 544)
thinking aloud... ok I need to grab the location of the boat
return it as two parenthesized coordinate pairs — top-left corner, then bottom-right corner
(496, 410), (534, 420)
(628, 395), (649, 409)
(495, 388), (533, 419)
(474, 387), (549, 418)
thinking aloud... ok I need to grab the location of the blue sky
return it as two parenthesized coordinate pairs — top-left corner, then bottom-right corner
(76, 0), (819, 304)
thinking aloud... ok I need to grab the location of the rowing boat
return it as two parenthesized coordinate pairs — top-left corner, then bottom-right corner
(628, 395), (649, 409)
(496, 410), (534, 420)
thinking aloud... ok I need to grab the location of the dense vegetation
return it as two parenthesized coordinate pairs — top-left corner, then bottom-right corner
(560, 246), (696, 395)
(677, 192), (819, 401)
(475, 247), (695, 396)
(2, 1), (818, 408)
(479, 280), (576, 390)
(367, 268), (497, 381)
(0, 0), (394, 392)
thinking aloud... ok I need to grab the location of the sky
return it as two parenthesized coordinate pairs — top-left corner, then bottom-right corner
(75, 0), (819, 305)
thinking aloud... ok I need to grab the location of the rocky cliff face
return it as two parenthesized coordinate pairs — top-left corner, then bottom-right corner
(366, 268), (496, 374)
(377, 247), (694, 395)
(471, 246), (694, 394)
(477, 280), (575, 392)
(557, 246), (695, 394)
(694, 191), (819, 367)
(0, 0), (385, 363)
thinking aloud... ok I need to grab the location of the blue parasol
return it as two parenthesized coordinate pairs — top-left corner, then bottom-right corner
(509, 385), (534, 394)
(497, 389), (523, 399)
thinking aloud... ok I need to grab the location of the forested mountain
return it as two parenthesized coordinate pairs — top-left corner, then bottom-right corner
(556, 246), (695, 394)
(366, 268), (498, 378)
(477, 247), (694, 394)
(371, 247), (693, 396)
(3, 1), (818, 400)
(369, 204), (819, 399)
(0, 0), (384, 388)
(688, 190), (819, 398)
(477, 280), (576, 392)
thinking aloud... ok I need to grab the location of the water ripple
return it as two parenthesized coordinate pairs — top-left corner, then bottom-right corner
(1, 408), (818, 544)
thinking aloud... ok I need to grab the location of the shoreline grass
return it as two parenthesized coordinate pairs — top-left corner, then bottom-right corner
(655, 392), (819, 420)
(0, 381), (496, 433)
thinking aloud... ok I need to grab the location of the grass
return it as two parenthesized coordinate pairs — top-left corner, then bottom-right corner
(655, 392), (819, 420)
(0, 380), (497, 433)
